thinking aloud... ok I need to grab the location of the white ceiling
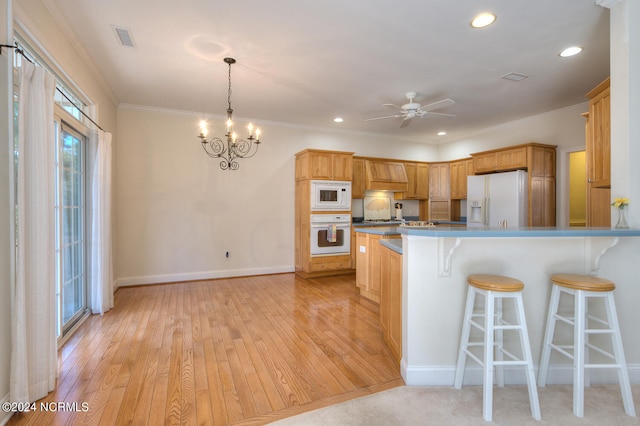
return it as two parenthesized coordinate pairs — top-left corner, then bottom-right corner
(41, 0), (610, 143)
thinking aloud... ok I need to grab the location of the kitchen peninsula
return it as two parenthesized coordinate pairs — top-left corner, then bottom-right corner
(396, 226), (640, 387)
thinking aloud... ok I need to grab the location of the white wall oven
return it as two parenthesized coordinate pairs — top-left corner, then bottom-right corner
(310, 214), (351, 255)
(310, 180), (351, 211)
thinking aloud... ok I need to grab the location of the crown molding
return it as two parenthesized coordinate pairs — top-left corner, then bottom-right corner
(595, 0), (623, 9)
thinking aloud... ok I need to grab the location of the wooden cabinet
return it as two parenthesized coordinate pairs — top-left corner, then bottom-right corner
(450, 159), (473, 200)
(380, 244), (402, 366)
(471, 143), (557, 227)
(295, 150), (354, 278)
(586, 78), (610, 189)
(584, 77), (611, 226)
(355, 232), (400, 303)
(352, 157), (366, 198)
(428, 163), (451, 221)
(295, 149), (353, 181)
(395, 162), (429, 200)
(428, 163), (450, 200)
(473, 146), (527, 174)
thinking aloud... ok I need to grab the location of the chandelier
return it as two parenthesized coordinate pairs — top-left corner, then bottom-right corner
(198, 57), (261, 170)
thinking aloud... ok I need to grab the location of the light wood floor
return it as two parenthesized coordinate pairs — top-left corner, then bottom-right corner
(8, 273), (403, 425)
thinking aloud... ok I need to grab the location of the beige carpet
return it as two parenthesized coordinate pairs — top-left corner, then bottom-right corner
(269, 384), (639, 425)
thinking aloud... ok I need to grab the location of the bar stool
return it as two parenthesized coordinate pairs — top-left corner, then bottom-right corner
(538, 273), (636, 417)
(454, 274), (541, 422)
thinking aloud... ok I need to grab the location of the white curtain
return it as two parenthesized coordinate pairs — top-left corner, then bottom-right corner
(90, 130), (113, 314)
(10, 61), (57, 402)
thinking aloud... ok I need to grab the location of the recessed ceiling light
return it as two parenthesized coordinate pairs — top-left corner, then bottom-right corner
(437, 131), (447, 136)
(471, 13), (496, 28)
(333, 117), (344, 123)
(559, 46), (583, 57)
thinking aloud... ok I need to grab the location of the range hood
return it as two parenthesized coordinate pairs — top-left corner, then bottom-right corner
(364, 160), (408, 191)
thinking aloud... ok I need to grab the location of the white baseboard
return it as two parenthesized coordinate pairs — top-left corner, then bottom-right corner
(115, 265), (295, 288)
(402, 362), (640, 386)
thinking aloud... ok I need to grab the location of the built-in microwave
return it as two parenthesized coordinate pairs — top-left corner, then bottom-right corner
(310, 180), (352, 211)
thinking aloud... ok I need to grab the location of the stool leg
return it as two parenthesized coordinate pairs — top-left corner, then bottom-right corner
(573, 290), (586, 417)
(604, 292), (637, 417)
(483, 291), (495, 422)
(515, 292), (541, 421)
(455, 286), (476, 389)
(495, 296), (505, 388)
(538, 284), (561, 386)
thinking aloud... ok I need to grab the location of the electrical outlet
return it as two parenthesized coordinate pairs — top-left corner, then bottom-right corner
(225, 251), (230, 260)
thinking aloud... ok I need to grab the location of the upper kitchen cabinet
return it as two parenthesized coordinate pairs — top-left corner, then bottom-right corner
(352, 157), (366, 198)
(450, 158), (474, 200)
(584, 77), (611, 227)
(295, 149), (354, 181)
(586, 77), (610, 189)
(395, 162), (429, 200)
(428, 162), (450, 200)
(472, 146), (527, 174)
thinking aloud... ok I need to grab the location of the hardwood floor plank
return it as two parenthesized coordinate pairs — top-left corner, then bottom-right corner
(7, 273), (403, 426)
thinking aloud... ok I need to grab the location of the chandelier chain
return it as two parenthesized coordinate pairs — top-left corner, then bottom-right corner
(227, 60), (233, 112)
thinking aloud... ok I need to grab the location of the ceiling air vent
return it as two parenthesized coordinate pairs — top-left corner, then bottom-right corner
(112, 25), (136, 48)
(501, 72), (528, 82)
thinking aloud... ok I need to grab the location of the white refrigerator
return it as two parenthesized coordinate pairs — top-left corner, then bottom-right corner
(467, 170), (528, 228)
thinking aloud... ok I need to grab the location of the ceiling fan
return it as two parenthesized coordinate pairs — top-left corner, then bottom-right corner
(365, 92), (455, 128)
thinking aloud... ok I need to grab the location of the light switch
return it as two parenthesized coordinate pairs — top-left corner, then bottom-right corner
(359, 246), (366, 253)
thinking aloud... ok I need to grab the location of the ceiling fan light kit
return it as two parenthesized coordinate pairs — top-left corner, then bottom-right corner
(365, 92), (455, 128)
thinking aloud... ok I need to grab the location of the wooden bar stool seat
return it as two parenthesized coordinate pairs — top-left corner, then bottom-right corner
(455, 274), (541, 422)
(538, 273), (636, 418)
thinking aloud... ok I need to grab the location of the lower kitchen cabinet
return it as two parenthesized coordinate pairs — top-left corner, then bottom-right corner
(355, 231), (400, 304)
(380, 244), (402, 366)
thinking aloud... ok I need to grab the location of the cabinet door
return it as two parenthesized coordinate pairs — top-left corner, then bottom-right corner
(496, 147), (527, 171)
(404, 162), (417, 198)
(429, 200), (451, 221)
(588, 85), (611, 188)
(450, 161), (470, 200)
(428, 163), (450, 200)
(332, 153), (353, 180)
(355, 233), (369, 290)
(415, 163), (430, 199)
(352, 158), (366, 198)
(473, 153), (496, 174)
(387, 249), (402, 365)
(530, 177), (556, 227)
(308, 151), (335, 179)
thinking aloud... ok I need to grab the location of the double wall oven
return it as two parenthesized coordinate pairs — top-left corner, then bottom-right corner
(309, 181), (352, 256)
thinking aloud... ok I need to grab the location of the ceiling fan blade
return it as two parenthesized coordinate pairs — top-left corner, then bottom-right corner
(383, 103), (402, 109)
(418, 98), (455, 112)
(364, 114), (405, 122)
(420, 111), (456, 118)
(400, 117), (413, 128)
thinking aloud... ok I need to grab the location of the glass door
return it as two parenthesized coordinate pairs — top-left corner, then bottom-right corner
(55, 123), (87, 337)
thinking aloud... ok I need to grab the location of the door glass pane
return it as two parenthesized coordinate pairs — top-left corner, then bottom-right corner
(56, 127), (86, 337)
